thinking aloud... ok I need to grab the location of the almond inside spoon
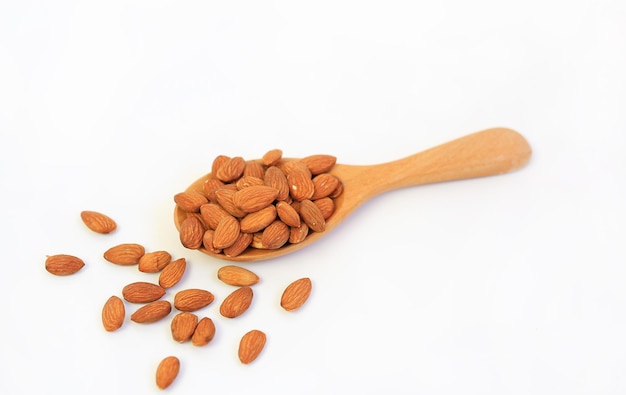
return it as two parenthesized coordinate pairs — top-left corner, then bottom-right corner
(174, 127), (532, 262)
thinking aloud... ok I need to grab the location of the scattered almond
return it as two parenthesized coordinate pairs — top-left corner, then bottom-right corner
(131, 300), (172, 323)
(103, 243), (145, 265)
(171, 312), (199, 343)
(238, 329), (267, 364)
(156, 356), (180, 390)
(217, 265), (260, 287)
(280, 277), (312, 311)
(191, 317), (216, 347)
(122, 281), (166, 303)
(80, 210), (117, 234)
(220, 287), (253, 318)
(174, 289), (214, 312)
(158, 257), (186, 289)
(45, 254), (85, 276)
(101, 295), (125, 332)
(138, 251), (172, 273)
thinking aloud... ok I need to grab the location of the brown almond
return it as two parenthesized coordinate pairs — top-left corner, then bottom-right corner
(174, 191), (209, 213)
(202, 177), (225, 201)
(191, 317), (216, 347)
(224, 232), (253, 257)
(299, 199), (326, 232)
(287, 162), (314, 201)
(289, 223), (309, 244)
(138, 251), (172, 273)
(122, 282), (166, 303)
(310, 173), (340, 200)
(211, 154), (230, 175)
(301, 154), (337, 174)
(314, 197), (335, 220)
(101, 295), (125, 332)
(220, 287), (253, 318)
(212, 215), (241, 249)
(215, 156), (245, 182)
(236, 175), (265, 189)
(232, 185), (279, 213)
(45, 254), (85, 276)
(171, 312), (199, 343)
(243, 160), (266, 179)
(264, 166), (290, 201)
(238, 329), (267, 364)
(80, 210), (117, 234)
(330, 178), (344, 198)
(156, 356), (180, 390)
(179, 215), (205, 249)
(202, 229), (223, 254)
(281, 277), (312, 311)
(261, 220), (290, 249)
(131, 300), (172, 323)
(217, 265), (260, 286)
(214, 187), (247, 217)
(240, 205), (277, 233)
(158, 257), (187, 289)
(174, 289), (214, 312)
(262, 148), (282, 166)
(103, 243), (145, 265)
(276, 201), (301, 227)
(200, 203), (230, 229)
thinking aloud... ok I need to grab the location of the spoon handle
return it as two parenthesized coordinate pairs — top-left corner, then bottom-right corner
(366, 127), (532, 194)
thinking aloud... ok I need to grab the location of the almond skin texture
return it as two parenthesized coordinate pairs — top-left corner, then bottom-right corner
(179, 215), (205, 249)
(174, 191), (209, 213)
(223, 232), (253, 257)
(299, 199), (326, 232)
(217, 265), (260, 287)
(101, 295), (125, 332)
(215, 156), (245, 182)
(287, 163), (315, 201)
(212, 215), (241, 249)
(200, 203), (230, 229)
(239, 205), (277, 233)
(103, 243), (145, 265)
(311, 173), (340, 200)
(281, 277), (313, 311)
(264, 166), (290, 201)
(171, 312), (199, 343)
(301, 154), (337, 174)
(158, 257), (186, 289)
(238, 329), (267, 364)
(122, 282), (166, 304)
(276, 201), (301, 227)
(232, 185), (279, 213)
(45, 254), (85, 276)
(191, 317), (216, 347)
(138, 251), (172, 273)
(262, 148), (282, 166)
(261, 220), (290, 249)
(174, 289), (214, 312)
(156, 356), (180, 390)
(131, 300), (172, 323)
(80, 211), (117, 234)
(220, 287), (253, 318)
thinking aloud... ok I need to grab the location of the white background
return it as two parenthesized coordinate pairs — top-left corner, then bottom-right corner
(1, 1), (625, 394)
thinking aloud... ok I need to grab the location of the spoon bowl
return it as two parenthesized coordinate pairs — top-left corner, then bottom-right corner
(174, 127), (532, 262)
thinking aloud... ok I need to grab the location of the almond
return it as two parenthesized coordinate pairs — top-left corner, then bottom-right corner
(280, 277), (312, 311)
(131, 300), (172, 323)
(200, 203), (230, 229)
(287, 162), (315, 201)
(80, 210), (117, 234)
(138, 251), (172, 273)
(236, 175), (265, 189)
(220, 286), (253, 318)
(156, 356), (180, 390)
(212, 215), (240, 250)
(45, 254), (85, 276)
(299, 199), (326, 232)
(211, 154), (230, 176)
(264, 166), (290, 201)
(223, 232), (253, 257)
(311, 173), (340, 200)
(232, 185), (279, 213)
(238, 329), (267, 364)
(214, 187), (247, 217)
(243, 160), (266, 179)
(202, 177), (225, 201)
(158, 257), (187, 289)
(191, 317), (216, 347)
(301, 154), (337, 174)
(174, 289), (214, 312)
(101, 295), (125, 332)
(261, 220), (290, 249)
(215, 156), (245, 182)
(314, 197), (335, 220)
(217, 265), (260, 286)
(262, 148), (282, 166)
(103, 243), (145, 265)
(202, 229), (223, 254)
(289, 223), (309, 244)
(179, 215), (205, 249)
(171, 312), (199, 343)
(122, 281), (166, 303)
(174, 191), (209, 213)
(276, 201), (301, 227)
(240, 205), (277, 233)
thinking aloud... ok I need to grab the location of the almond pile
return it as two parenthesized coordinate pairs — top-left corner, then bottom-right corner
(46, 210), (313, 390)
(174, 149), (343, 257)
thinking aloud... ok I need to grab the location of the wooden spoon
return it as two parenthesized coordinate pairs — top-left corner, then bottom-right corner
(174, 127), (531, 262)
